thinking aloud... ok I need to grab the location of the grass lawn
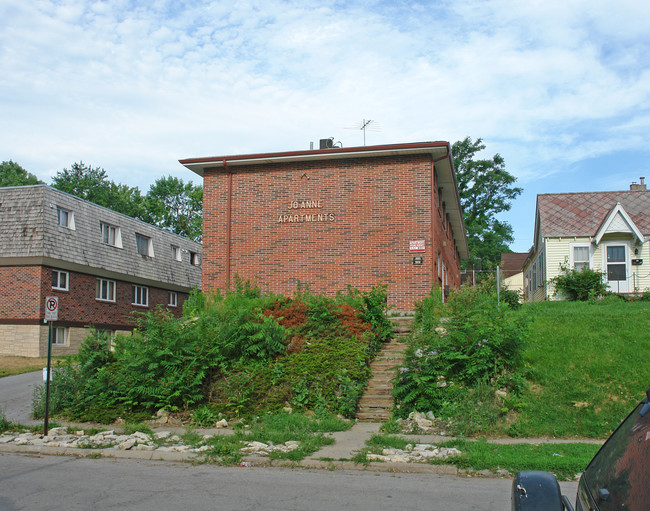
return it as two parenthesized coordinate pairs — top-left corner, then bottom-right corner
(513, 300), (650, 438)
(355, 434), (600, 480)
(0, 356), (68, 378)
(440, 439), (600, 480)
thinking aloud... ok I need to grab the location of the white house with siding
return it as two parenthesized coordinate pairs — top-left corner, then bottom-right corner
(523, 179), (650, 301)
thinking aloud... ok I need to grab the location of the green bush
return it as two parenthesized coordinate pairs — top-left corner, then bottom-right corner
(500, 288), (522, 310)
(32, 363), (81, 419)
(549, 264), (607, 301)
(393, 279), (530, 426)
(38, 283), (387, 423)
(413, 286), (445, 333)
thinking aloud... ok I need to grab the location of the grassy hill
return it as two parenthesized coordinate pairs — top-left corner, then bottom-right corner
(392, 284), (650, 439)
(512, 299), (650, 438)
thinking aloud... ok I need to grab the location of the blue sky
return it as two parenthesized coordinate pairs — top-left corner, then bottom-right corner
(2, 0), (649, 252)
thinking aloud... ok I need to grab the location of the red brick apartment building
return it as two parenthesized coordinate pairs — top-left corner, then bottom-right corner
(0, 185), (202, 357)
(181, 141), (468, 312)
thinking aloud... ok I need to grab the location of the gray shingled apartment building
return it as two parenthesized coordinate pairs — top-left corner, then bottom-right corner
(0, 185), (202, 357)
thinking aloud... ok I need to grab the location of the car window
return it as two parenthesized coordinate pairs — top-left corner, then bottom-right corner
(583, 402), (650, 510)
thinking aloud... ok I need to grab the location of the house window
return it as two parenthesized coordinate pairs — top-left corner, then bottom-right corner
(537, 253), (544, 286)
(132, 285), (149, 306)
(52, 270), (69, 291)
(532, 263), (537, 291)
(572, 246), (590, 272)
(171, 245), (182, 261)
(190, 251), (200, 266)
(101, 222), (121, 247)
(56, 207), (74, 229)
(168, 291), (178, 307)
(51, 327), (68, 346)
(136, 234), (153, 256)
(96, 279), (116, 302)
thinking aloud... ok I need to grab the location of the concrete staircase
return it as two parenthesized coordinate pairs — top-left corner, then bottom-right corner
(356, 317), (413, 422)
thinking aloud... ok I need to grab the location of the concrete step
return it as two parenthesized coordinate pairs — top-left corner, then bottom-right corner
(363, 386), (392, 396)
(358, 399), (395, 408)
(355, 320), (413, 422)
(356, 411), (391, 421)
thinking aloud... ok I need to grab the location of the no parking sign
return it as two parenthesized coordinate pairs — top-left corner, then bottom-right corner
(45, 296), (59, 322)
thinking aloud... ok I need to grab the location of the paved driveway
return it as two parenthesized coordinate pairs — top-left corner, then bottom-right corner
(0, 370), (43, 425)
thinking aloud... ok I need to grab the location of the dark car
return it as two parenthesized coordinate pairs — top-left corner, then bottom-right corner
(512, 388), (650, 510)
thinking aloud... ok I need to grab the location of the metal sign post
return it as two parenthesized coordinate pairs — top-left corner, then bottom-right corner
(496, 266), (501, 309)
(44, 296), (58, 436)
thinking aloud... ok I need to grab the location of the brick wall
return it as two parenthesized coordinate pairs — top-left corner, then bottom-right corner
(203, 154), (462, 311)
(0, 265), (190, 356)
(0, 266), (44, 320)
(40, 269), (189, 329)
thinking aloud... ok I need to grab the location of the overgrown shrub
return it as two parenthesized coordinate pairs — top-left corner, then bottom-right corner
(32, 362), (80, 419)
(500, 288), (522, 310)
(393, 279), (530, 432)
(549, 264), (607, 301)
(33, 282), (388, 423)
(413, 286), (445, 334)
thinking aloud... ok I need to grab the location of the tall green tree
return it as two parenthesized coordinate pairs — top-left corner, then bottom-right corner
(51, 162), (147, 220)
(145, 176), (203, 241)
(452, 137), (522, 269)
(0, 160), (43, 187)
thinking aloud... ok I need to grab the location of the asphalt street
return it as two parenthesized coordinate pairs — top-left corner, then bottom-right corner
(0, 453), (581, 511)
(0, 370), (42, 426)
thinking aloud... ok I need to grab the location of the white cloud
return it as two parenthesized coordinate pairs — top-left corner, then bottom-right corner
(1, 0), (650, 250)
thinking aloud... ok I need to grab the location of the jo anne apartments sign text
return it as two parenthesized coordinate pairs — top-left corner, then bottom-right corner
(278, 200), (335, 224)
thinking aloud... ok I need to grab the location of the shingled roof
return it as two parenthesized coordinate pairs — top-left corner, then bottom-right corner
(500, 252), (529, 277)
(537, 191), (650, 238)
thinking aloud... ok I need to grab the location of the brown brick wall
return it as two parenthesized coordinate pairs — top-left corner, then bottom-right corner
(0, 265), (189, 329)
(0, 266), (45, 320)
(202, 154), (462, 311)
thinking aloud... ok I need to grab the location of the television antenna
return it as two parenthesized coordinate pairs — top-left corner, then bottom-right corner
(344, 119), (381, 146)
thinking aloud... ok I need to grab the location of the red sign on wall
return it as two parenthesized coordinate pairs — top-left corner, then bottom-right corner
(409, 240), (425, 253)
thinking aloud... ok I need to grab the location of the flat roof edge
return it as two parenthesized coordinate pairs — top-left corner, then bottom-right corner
(179, 141), (451, 174)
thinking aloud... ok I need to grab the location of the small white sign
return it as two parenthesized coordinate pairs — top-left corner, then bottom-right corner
(45, 296), (59, 321)
(42, 368), (54, 382)
(409, 240), (426, 253)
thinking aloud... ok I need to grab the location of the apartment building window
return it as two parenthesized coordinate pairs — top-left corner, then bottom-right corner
(96, 279), (116, 302)
(51, 270), (69, 291)
(132, 285), (149, 306)
(56, 207), (74, 229)
(136, 234), (153, 256)
(171, 245), (181, 261)
(51, 327), (68, 346)
(168, 291), (178, 307)
(190, 251), (200, 266)
(101, 222), (121, 247)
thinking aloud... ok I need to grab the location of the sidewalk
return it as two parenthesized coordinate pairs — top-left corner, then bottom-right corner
(0, 420), (459, 474)
(0, 418), (603, 475)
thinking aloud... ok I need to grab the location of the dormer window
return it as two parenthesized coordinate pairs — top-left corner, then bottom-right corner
(56, 207), (74, 229)
(101, 222), (122, 247)
(136, 234), (153, 257)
